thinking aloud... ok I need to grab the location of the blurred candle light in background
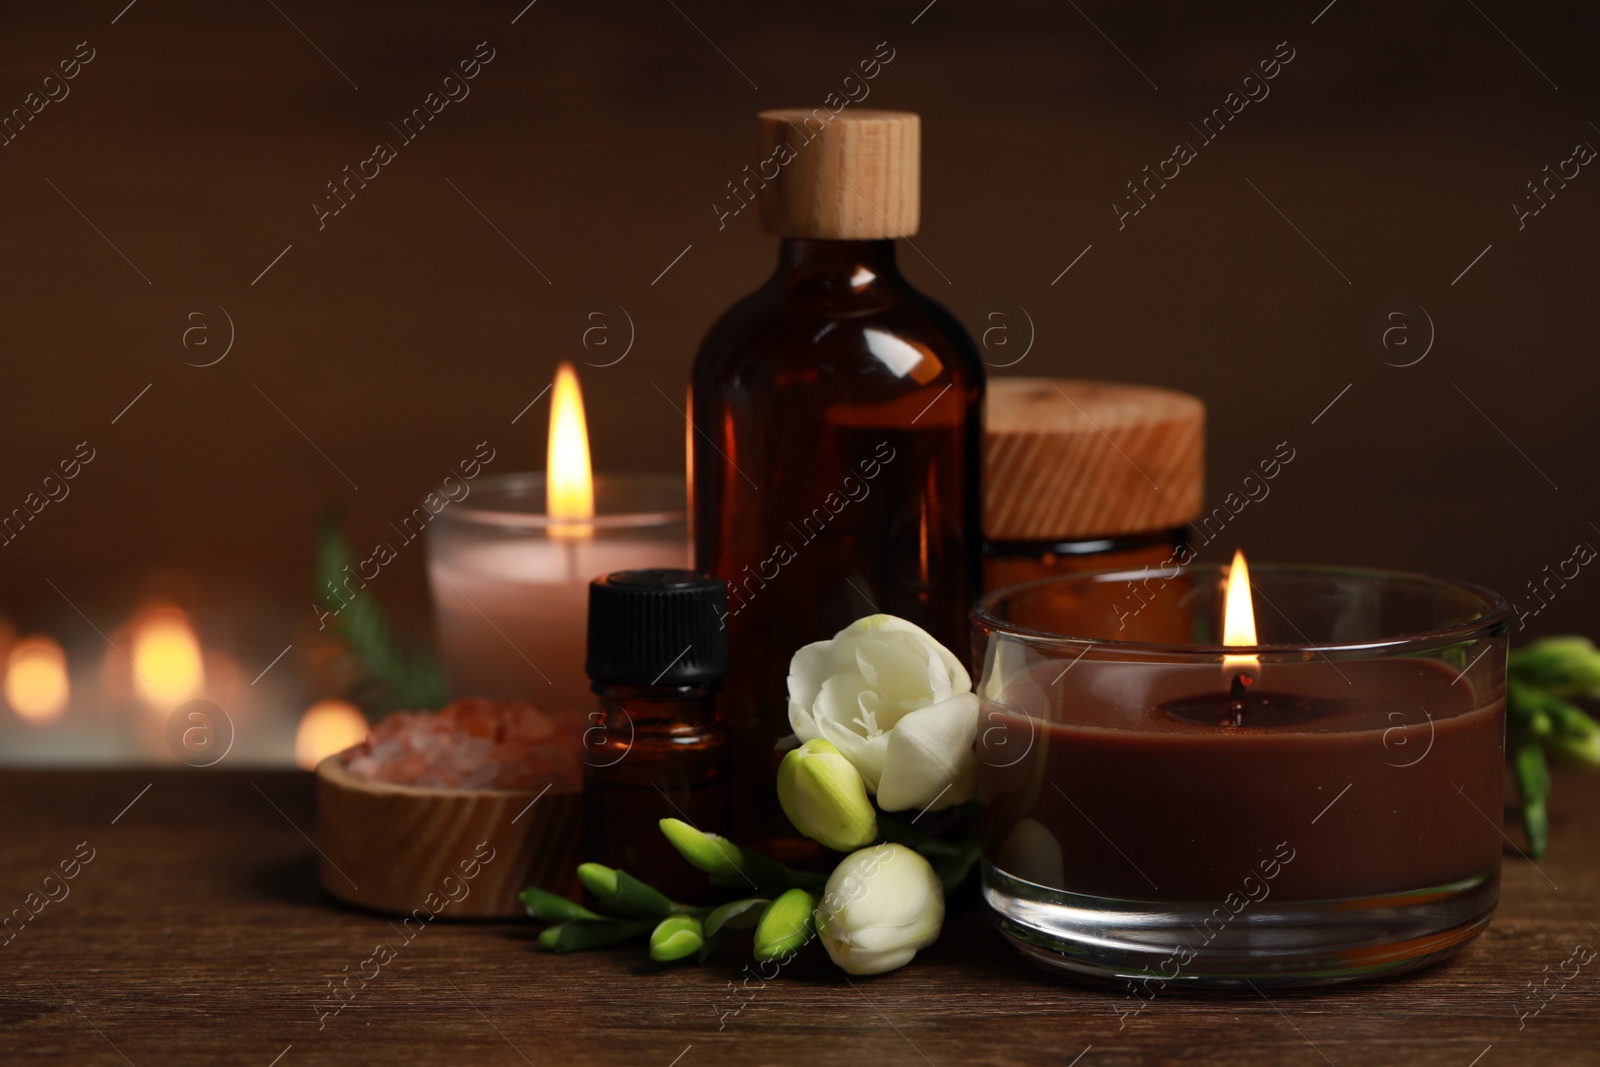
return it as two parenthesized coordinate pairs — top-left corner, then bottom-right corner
(295, 699), (369, 769)
(4, 637), (70, 723)
(131, 605), (204, 710)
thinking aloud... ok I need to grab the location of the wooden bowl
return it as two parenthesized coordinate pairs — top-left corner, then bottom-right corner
(315, 755), (583, 918)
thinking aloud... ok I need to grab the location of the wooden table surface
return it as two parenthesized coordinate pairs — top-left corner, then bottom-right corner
(2, 768), (1597, 1066)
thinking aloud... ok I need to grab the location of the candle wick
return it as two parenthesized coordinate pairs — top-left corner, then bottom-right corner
(564, 538), (579, 582)
(1227, 671), (1253, 727)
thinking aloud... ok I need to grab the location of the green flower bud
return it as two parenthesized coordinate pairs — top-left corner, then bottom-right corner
(649, 915), (704, 962)
(1545, 701), (1600, 768)
(658, 818), (793, 889)
(519, 887), (602, 923)
(657, 820), (743, 877)
(538, 919), (653, 953)
(576, 862), (619, 901)
(777, 739), (878, 852)
(753, 888), (818, 962)
(1549, 730), (1600, 767)
(577, 864), (678, 918)
(1512, 637), (1600, 698)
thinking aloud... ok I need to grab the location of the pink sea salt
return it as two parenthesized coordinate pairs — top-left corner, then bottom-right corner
(341, 698), (582, 792)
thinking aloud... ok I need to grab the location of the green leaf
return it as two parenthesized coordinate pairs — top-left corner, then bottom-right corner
(313, 508), (448, 714)
(929, 837), (984, 894)
(877, 814), (982, 891)
(697, 926), (728, 963)
(704, 897), (770, 937)
(877, 815), (965, 859)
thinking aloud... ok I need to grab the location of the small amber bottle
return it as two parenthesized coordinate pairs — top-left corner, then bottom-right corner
(583, 569), (730, 902)
(692, 109), (984, 842)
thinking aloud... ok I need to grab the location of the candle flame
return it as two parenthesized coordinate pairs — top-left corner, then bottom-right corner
(132, 606), (205, 710)
(546, 361), (594, 539)
(5, 637), (69, 723)
(295, 699), (369, 769)
(1222, 549), (1258, 675)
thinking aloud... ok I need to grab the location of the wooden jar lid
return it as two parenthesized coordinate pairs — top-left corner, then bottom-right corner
(756, 109), (919, 239)
(984, 378), (1205, 542)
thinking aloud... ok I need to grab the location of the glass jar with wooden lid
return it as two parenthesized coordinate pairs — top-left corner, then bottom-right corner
(983, 378), (1204, 593)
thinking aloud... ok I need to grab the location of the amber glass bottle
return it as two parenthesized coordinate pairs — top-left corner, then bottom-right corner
(691, 109), (983, 842)
(583, 569), (730, 902)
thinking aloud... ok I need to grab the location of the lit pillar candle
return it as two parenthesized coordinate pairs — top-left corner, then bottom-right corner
(427, 362), (687, 718)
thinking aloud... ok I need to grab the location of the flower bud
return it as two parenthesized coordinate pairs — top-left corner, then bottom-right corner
(1512, 636), (1600, 698)
(519, 887), (602, 923)
(577, 863), (675, 918)
(1546, 703), (1600, 767)
(538, 918), (653, 953)
(657, 820), (740, 876)
(576, 862), (619, 901)
(816, 843), (944, 975)
(649, 916), (704, 962)
(778, 739), (878, 851)
(1549, 730), (1600, 767)
(752, 888), (818, 962)
(658, 818), (789, 888)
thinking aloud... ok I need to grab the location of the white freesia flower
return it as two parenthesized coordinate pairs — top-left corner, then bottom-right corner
(816, 843), (945, 975)
(788, 614), (979, 813)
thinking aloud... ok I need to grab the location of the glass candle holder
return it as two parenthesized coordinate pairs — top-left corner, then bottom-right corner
(972, 564), (1509, 989)
(426, 473), (687, 718)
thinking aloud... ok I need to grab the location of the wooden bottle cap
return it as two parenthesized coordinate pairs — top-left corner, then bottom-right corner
(984, 378), (1205, 542)
(756, 108), (919, 239)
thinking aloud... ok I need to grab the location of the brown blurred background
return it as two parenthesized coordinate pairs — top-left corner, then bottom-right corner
(1, 0), (1597, 727)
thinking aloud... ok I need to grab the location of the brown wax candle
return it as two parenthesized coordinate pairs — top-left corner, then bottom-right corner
(971, 563), (1509, 986)
(979, 657), (1503, 902)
